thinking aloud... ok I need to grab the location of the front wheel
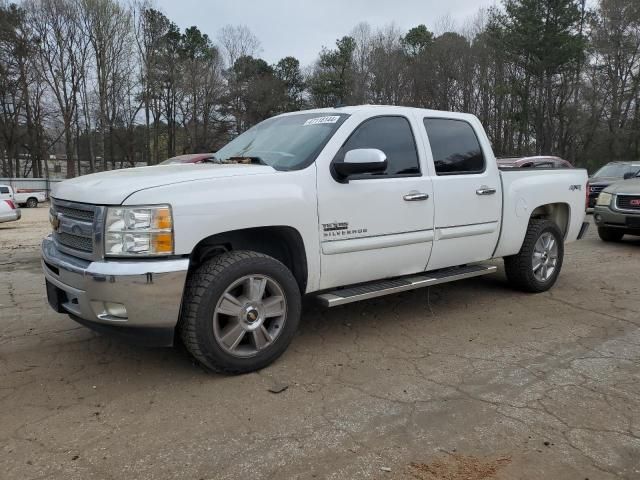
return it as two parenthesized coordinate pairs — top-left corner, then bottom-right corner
(597, 227), (624, 242)
(179, 251), (301, 374)
(504, 219), (564, 293)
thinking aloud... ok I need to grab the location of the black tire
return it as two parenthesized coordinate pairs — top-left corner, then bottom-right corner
(504, 219), (564, 293)
(179, 250), (301, 374)
(597, 227), (624, 242)
(26, 197), (38, 208)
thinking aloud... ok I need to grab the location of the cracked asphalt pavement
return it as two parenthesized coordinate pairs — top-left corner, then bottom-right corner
(1, 207), (639, 479)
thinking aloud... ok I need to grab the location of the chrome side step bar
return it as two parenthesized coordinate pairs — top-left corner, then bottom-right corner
(315, 264), (497, 307)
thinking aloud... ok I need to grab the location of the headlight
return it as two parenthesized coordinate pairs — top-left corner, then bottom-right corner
(104, 205), (173, 257)
(596, 192), (613, 207)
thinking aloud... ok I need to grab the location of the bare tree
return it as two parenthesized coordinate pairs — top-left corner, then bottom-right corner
(217, 24), (261, 68)
(80, 0), (133, 170)
(0, 3), (25, 177)
(350, 22), (373, 103)
(591, 0), (640, 160)
(368, 24), (408, 105)
(433, 13), (456, 36)
(134, 3), (168, 164)
(26, 0), (85, 178)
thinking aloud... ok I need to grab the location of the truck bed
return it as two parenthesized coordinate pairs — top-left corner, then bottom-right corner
(493, 168), (588, 258)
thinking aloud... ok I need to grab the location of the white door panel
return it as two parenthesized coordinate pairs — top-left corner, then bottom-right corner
(426, 234), (499, 271)
(318, 176), (434, 289)
(322, 229), (433, 255)
(436, 221), (499, 240)
(421, 117), (503, 270)
(320, 242), (430, 288)
(317, 114), (435, 290)
(319, 177), (433, 237)
(432, 174), (501, 228)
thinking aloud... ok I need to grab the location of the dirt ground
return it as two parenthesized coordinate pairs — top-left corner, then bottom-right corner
(1, 206), (639, 479)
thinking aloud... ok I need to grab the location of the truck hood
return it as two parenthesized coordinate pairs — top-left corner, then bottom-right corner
(589, 176), (621, 186)
(52, 163), (276, 205)
(605, 178), (640, 194)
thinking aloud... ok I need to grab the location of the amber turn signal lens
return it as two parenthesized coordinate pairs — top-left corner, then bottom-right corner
(154, 207), (172, 230)
(152, 232), (173, 254)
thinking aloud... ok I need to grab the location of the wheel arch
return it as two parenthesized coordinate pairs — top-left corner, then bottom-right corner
(188, 226), (308, 294)
(529, 202), (570, 239)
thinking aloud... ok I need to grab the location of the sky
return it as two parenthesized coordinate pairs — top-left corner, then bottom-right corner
(156, 0), (499, 66)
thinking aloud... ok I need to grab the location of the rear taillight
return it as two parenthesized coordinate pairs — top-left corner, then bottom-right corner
(4, 200), (16, 209)
(585, 181), (589, 210)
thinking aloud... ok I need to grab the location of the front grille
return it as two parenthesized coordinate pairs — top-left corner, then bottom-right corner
(55, 205), (95, 221)
(56, 232), (93, 252)
(51, 199), (100, 259)
(617, 195), (640, 211)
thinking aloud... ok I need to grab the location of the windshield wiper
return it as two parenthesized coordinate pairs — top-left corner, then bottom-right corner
(201, 155), (223, 164)
(227, 156), (267, 165)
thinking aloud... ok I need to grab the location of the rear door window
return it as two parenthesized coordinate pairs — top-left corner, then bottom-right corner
(423, 118), (485, 175)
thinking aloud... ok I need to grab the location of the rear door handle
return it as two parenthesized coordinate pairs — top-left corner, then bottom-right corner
(476, 186), (497, 196)
(403, 191), (429, 201)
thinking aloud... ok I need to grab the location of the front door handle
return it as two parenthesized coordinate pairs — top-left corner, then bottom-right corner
(476, 186), (497, 196)
(403, 191), (429, 201)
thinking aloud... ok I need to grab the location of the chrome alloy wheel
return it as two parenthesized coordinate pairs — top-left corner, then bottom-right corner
(213, 275), (287, 357)
(532, 232), (558, 282)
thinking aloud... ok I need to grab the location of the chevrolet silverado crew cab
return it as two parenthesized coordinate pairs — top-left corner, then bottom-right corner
(42, 106), (589, 374)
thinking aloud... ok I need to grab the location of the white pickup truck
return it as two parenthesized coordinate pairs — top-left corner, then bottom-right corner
(42, 105), (589, 373)
(0, 184), (47, 208)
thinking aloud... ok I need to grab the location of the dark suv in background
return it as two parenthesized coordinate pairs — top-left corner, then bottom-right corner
(594, 176), (640, 241)
(588, 161), (640, 208)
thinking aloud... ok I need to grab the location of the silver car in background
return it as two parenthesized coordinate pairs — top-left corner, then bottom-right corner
(0, 199), (21, 223)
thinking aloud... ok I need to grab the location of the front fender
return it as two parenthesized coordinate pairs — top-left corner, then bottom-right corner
(124, 167), (321, 291)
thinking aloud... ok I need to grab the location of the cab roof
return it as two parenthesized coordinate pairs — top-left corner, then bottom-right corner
(280, 104), (478, 121)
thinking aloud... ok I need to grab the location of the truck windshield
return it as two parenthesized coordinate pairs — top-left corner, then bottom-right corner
(593, 164), (640, 178)
(215, 113), (348, 171)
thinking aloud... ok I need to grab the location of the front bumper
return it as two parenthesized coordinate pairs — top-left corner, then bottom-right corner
(593, 206), (640, 234)
(41, 236), (189, 346)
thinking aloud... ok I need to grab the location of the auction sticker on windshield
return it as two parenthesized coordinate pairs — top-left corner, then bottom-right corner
(303, 116), (340, 126)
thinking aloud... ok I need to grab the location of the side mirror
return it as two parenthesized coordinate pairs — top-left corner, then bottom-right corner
(333, 149), (387, 180)
(623, 172), (635, 180)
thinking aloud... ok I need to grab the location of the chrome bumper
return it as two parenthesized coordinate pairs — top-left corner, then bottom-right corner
(41, 236), (189, 346)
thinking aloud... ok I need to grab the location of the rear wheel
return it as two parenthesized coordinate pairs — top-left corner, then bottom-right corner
(179, 251), (301, 374)
(26, 197), (38, 208)
(504, 219), (564, 293)
(597, 227), (624, 242)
